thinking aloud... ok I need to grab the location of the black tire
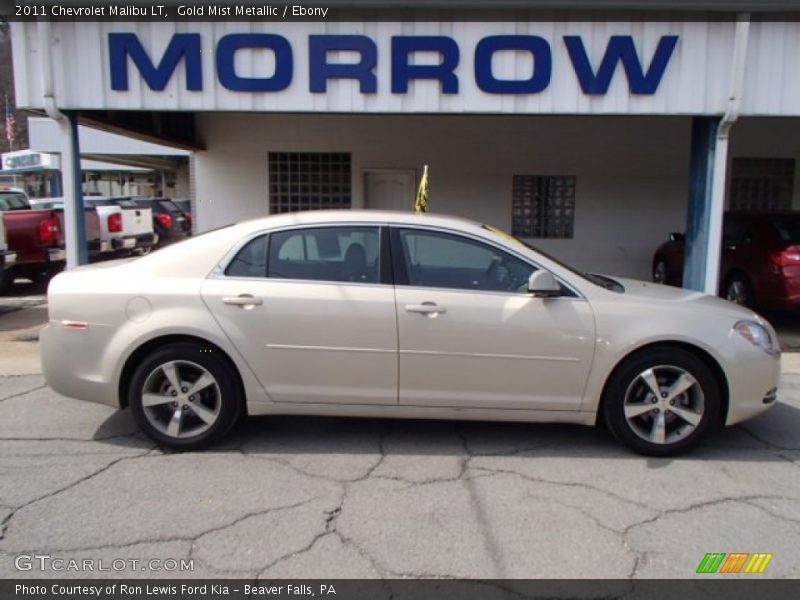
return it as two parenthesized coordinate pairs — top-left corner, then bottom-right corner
(723, 273), (755, 308)
(128, 342), (243, 450)
(653, 257), (667, 285)
(602, 347), (721, 456)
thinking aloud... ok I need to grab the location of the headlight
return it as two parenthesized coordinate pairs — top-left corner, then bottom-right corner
(734, 320), (778, 355)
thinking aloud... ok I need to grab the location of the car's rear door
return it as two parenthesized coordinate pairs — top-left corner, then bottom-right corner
(391, 226), (595, 411)
(201, 224), (399, 405)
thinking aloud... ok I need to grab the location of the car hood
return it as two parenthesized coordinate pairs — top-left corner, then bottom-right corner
(610, 277), (764, 322)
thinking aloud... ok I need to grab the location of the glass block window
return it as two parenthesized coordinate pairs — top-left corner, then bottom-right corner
(511, 175), (576, 239)
(729, 158), (794, 211)
(269, 152), (351, 214)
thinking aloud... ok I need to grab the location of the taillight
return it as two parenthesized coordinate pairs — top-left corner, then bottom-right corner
(107, 213), (123, 233)
(156, 213), (173, 229)
(769, 247), (800, 267)
(38, 216), (61, 244)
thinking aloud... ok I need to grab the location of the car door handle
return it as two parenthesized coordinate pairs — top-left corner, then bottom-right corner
(404, 303), (446, 315)
(222, 295), (263, 307)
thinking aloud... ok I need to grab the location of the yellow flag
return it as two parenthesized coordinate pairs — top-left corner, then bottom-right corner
(414, 165), (429, 214)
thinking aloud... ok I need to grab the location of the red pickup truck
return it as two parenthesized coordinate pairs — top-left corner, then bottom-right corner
(0, 188), (104, 291)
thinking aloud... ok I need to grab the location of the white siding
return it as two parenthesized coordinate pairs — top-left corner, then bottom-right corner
(194, 114), (692, 280)
(11, 20), (800, 116)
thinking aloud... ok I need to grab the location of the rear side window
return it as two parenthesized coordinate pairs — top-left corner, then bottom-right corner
(0, 192), (29, 210)
(226, 235), (268, 278)
(267, 227), (379, 284)
(770, 217), (800, 243)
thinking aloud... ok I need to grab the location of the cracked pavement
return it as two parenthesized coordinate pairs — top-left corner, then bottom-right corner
(1, 371), (800, 580)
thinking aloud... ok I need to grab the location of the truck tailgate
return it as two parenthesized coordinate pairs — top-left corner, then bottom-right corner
(121, 207), (153, 236)
(54, 209), (101, 243)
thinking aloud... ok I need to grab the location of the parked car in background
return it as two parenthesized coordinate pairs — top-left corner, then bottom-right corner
(172, 199), (192, 228)
(29, 198), (109, 261)
(653, 211), (800, 310)
(0, 187), (66, 288)
(42, 210), (780, 456)
(0, 213), (17, 293)
(131, 197), (191, 246)
(83, 197), (157, 256)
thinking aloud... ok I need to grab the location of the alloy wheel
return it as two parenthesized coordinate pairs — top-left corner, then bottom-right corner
(140, 360), (222, 439)
(622, 365), (705, 445)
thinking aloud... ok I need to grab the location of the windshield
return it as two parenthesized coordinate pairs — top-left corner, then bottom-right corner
(482, 224), (622, 291)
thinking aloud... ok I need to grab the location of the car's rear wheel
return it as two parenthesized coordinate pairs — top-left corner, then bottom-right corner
(603, 348), (721, 456)
(653, 258), (667, 284)
(724, 274), (754, 308)
(128, 342), (242, 450)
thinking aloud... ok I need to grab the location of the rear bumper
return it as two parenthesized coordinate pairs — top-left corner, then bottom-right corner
(136, 233), (158, 248)
(47, 248), (66, 263)
(1, 250), (17, 270)
(111, 236), (137, 251)
(112, 233), (158, 251)
(40, 322), (119, 407)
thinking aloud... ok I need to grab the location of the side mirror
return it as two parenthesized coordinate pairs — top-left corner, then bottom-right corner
(528, 270), (562, 297)
(669, 232), (685, 242)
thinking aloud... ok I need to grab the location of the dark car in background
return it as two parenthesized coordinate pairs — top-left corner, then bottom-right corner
(653, 212), (800, 310)
(132, 197), (191, 246)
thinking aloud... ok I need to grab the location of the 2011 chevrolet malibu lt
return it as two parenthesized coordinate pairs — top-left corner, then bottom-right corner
(40, 211), (781, 456)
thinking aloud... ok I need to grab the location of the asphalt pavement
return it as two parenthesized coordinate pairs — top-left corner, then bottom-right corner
(1, 295), (800, 579)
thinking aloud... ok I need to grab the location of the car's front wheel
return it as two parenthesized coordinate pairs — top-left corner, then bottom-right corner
(603, 348), (721, 456)
(128, 342), (243, 450)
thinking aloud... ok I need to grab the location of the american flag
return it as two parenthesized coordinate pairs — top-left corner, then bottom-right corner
(5, 97), (16, 145)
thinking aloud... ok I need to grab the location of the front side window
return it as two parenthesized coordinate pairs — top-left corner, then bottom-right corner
(397, 229), (535, 293)
(268, 226), (379, 284)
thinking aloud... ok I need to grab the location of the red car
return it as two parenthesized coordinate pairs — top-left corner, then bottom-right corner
(653, 212), (800, 310)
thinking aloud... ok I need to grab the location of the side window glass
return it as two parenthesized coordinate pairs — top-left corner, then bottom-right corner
(268, 227), (380, 284)
(399, 229), (535, 292)
(723, 219), (745, 244)
(226, 235), (268, 278)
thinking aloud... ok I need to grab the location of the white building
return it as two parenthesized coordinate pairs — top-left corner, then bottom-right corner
(10, 3), (800, 287)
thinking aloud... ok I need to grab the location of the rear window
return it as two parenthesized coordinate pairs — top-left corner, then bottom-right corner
(158, 200), (183, 213)
(769, 216), (800, 243)
(0, 192), (30, 210)
(85, 198), (138, 209)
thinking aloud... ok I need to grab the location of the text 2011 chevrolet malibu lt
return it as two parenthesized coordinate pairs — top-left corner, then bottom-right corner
(41, 211), (780, 455)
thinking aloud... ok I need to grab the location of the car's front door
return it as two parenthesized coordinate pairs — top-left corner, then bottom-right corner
(391, 227), (595, 411)
(201, 225), (398, 405)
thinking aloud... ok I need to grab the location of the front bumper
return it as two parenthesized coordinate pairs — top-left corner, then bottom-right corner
(724, 343), (781, 425)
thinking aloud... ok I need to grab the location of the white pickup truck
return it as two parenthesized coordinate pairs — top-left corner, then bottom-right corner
(83, 197), (157, 255)
(0, 214), (18, 293)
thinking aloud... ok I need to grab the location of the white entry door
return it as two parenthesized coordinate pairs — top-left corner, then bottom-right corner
(364, 170), (416, 211)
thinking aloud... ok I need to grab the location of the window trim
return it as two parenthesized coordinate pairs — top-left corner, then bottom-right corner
(389, 225), (581, 299)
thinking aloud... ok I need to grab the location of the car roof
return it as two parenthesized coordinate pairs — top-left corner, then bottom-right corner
(231, 210), (484, 236)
